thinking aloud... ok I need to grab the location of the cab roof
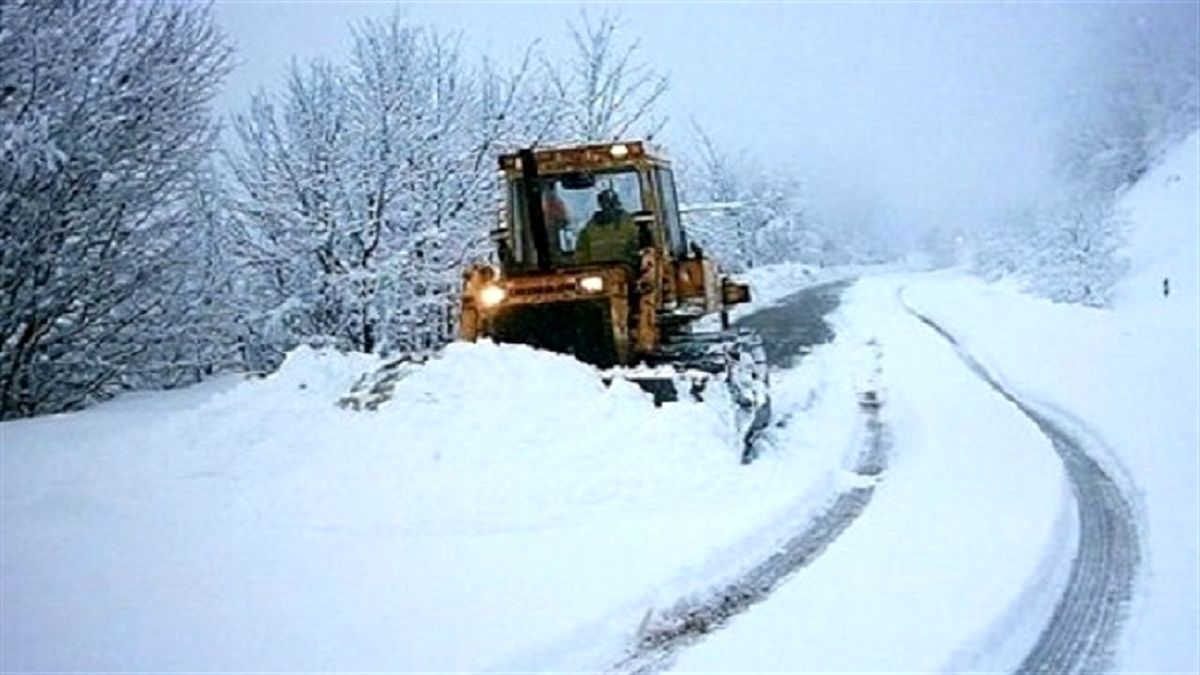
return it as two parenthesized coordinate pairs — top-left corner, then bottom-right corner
(497, 140), (670, 176)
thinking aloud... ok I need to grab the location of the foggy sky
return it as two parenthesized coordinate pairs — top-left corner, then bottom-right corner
(213, 1), (1142, 242)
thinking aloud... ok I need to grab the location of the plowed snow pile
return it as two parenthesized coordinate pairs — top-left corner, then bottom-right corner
(260, 342), (746, 532)
(2, 335), (861, 671)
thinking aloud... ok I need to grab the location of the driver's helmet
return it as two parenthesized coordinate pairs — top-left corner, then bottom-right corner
(598, 188), (621, 212)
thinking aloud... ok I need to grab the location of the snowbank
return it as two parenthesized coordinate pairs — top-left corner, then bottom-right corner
(900, 132), (1199, 672)
(2, 326), (863, 670)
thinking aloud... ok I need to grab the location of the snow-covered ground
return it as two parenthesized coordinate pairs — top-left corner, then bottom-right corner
(1, 278), (868, 671)
(3, 138), (1194, 672)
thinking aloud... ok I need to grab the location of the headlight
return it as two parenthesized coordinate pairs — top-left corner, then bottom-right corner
(478, 284), (507, 307)
(578, 275), (604, 293)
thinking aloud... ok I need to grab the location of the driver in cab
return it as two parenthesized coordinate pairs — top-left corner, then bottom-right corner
(575, 188), (639, 266)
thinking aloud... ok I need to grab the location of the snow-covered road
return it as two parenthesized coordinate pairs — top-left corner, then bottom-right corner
(903, 296), (1139, 674)
(670, 275), (1072, 673)
(736, 280), (851, 369)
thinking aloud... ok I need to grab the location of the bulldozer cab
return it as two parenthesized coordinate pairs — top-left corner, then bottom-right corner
(496, 141), (689, 272)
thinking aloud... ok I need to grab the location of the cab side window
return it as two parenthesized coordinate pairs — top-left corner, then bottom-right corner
(655, 168), (687, 257)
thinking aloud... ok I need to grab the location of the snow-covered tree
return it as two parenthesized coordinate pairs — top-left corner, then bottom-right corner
(545, 11), (669, 142)
(971, 5), (1194, 307)
(678, 124), (820, 270)
(228, 14), (552, 364)
(152, 162), (249, 382)
(1030, 198), (1129, 306)
(0, 0), (231, 418)
(970, 194), (1129, 307)
(1057, 5), (1199, 196)
(970, 205), (1040, 282)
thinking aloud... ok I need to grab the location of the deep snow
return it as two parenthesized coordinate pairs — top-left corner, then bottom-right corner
(1, 294), (867, 671)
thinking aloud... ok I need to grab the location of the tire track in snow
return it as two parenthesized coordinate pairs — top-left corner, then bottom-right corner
(900, 295), (1139, 675)
(614, 412), (889, 675)
(611, 280), (887, 674)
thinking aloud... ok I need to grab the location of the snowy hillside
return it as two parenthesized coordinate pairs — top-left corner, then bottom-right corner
(1116, 131), (1200, 310)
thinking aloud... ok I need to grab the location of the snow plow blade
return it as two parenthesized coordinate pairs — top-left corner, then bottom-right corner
(614, 328), (772, 463)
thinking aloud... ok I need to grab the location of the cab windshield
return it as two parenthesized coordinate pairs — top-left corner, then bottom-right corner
(508, 168), (644, 267)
